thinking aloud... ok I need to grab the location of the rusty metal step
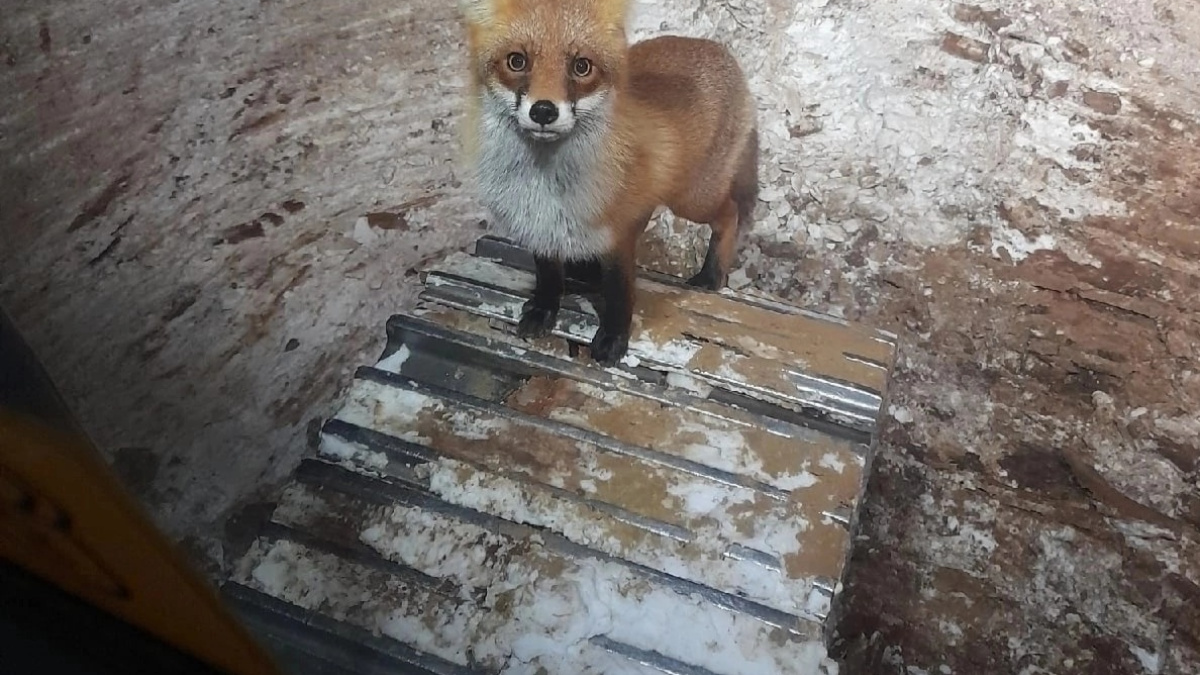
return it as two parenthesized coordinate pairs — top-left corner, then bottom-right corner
(224, 580), (476, 675)
(421, 236), (894, 435)
(224, 237), (898, 675)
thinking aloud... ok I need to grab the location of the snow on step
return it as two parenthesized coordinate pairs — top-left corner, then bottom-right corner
(375, 312), (866, 496)
(502, 375), (863, 495)
(324, 373), (843, 617)
(234, 474), (838, 675)
(230, 238), (897, 675)
(419, 251), (891, 431)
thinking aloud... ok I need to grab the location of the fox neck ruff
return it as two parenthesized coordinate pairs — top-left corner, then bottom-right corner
(472, 87), (618, 262)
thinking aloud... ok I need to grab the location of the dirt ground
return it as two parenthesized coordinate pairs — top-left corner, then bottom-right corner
(1, 0), (1198, 673)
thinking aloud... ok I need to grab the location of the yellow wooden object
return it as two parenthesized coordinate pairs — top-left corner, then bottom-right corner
(0, 408), (281, 675)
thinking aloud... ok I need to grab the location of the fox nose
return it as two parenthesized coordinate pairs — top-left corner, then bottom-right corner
(529, 100), (559, 126)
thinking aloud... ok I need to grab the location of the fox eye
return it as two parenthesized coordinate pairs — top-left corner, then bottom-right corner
(572, 57), (593, 77)
(506, 52), (527, 72)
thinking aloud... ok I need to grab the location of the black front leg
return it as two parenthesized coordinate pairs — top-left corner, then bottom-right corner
(563, 257), (603, 292)
(517, 255), (564, 339)
(589, 251), (634, 366)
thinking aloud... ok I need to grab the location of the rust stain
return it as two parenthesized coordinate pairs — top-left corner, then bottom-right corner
(269, 350), (337, 426)
(725, 491), (849, 582)
(504, 374), (864, 493)
(505, 376), (591, 416)
(951, 4), (1012, 32)
(392, 296), (873, 582)
(38, 20), (51, 54)
(247, 263), (313, 344)
(783, 515), (849, 580)
(365, 212), (409, 231)
(632, 283), (892, 392)
(590, 454), (680, 525)
(415, 394), (682, 526)
(364, 194), (441, 231)
(405, 391), (818, 551)
(410, 407), (574, 487)
(67, 173), (131, 232)
(1082, 90), (1122, 115)
(410, 385), (852, 580)
(230, 109), (286, 139)
(941, 32), (991, 63)
(162, 284), (201, 322)
(1061, 445), (1192, 537)
(217, 220), (265, 244)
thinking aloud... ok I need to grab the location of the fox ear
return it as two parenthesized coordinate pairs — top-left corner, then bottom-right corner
(595, 0), (631, 30)
(459, 0), (499, 24)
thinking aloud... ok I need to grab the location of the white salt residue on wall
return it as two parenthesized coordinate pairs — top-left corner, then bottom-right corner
(988, 222), (1057, 262)
(627, 0), (1124, 256)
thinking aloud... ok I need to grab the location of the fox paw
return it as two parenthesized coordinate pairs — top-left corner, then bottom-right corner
(517, 303), (558, 339)
(589, 327), (630, 367)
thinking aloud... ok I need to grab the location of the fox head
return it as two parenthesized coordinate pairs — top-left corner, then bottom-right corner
(459, 0), (631, 143)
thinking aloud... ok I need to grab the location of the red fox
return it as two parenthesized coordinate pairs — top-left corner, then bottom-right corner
(457, 0), (759, 365)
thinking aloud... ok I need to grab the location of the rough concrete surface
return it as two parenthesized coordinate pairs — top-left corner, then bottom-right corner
(1, 0), (1198, 672)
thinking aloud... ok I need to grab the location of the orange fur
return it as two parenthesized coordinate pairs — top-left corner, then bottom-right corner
(457, 0), (758, 363)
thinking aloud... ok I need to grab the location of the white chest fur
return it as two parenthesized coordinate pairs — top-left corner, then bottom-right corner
(472, 91), (614, 262)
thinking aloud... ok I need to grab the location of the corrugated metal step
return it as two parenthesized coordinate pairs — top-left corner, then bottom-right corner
(224, 236), (898, 675)
(421, 237), (892, 435)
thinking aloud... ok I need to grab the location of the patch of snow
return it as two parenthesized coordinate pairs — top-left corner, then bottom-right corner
(350, 216), (380, 245)
(319, 433), (389, 472)
(358, 501), (839, 674)
(446, 408), (510, 440)
(627, 334), (703, 368)
(989, 222), (1057, 262)
(420, 456), (827, 617)
(1014, 102), (1104, 170)
(665, 479), (732, 516)
(665, 370), (714, 397)
(819, 452), (846, 473)
(788, 470), (820, 489)
(1091, 390), (1116, 410)
(1129, 645), (1161, 674)
(957, 523), (998, 555)
(537, 379), (831, 493)
(1153, 412), (1200, 441)
(890, 405), (915, 424)
(375, 344), (412, 373)
(338, 379), (445, 444)
(672, 420), (751, 473)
